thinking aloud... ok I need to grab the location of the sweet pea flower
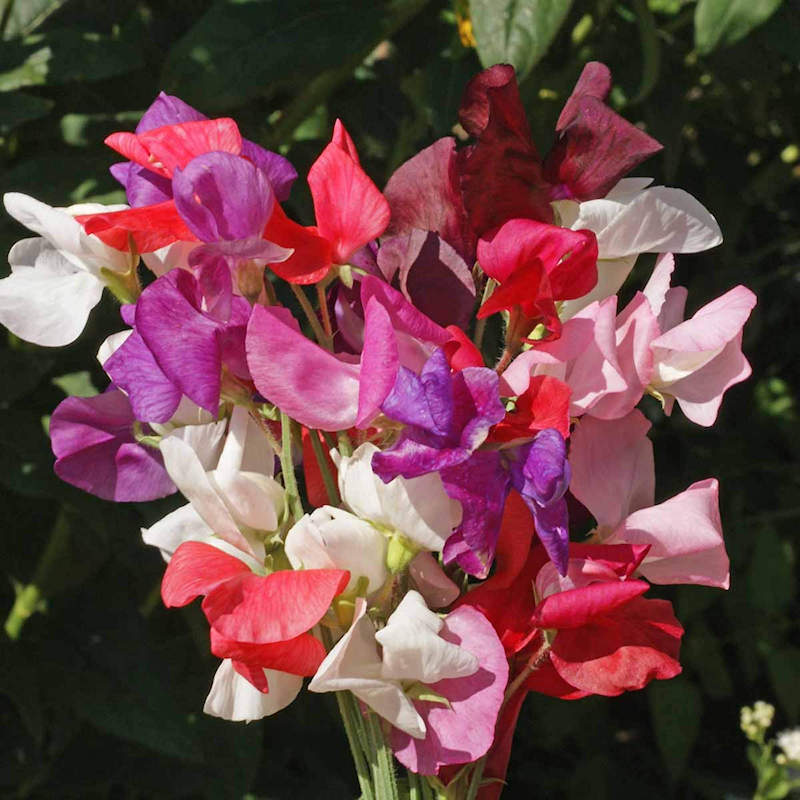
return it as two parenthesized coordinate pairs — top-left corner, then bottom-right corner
(203, 658), (302, 723)
(156, 406), (285, 560)
(475, 218), (598, 340)
(107, 266), (253, 422)
(285, 507), (389, 595)
(162, 540), (349, 695)
(462, 495), (683, 699)
(555, 177), (723, 318)
(457, 62), (662, 237)
(335, 442), (462, 557)
(0, 193), (136, 346)
(310, 591), (505, 773)
(108, 91), (296, 209)
(645, 256), (757, 426)
(372, 348), (505, 480)
(569, 410), (729, 588)
(246, 277), (450, 431)
(49, 388), (175, 502)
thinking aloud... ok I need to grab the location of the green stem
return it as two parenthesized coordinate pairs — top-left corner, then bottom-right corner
(464, 757), (486, 800)
(337, 430), (354, 457)
(366, 712), (399, 800)
(309, 428), (340, 505)
(290, 284), (332, 349)
(279, 411), (304, 521)
(336, 691), (375, 800)
(472, 278), (495, 351)
(5, 509), (71, 639)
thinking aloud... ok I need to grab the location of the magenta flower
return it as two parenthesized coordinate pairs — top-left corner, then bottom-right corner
(50, 388), (175, 502)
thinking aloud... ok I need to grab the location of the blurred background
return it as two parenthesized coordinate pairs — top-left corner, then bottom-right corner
(0, 0), (798, 797)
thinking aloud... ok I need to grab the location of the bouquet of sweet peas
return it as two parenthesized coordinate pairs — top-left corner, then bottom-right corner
(0, 62), (756, 799)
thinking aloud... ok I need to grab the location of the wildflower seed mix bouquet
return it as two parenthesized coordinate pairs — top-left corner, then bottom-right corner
(0, 62), (755, 798)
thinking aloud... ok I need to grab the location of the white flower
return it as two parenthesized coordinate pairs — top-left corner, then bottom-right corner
(777, 728), (800, 763)
(334, 442), (461, 552)
(204, 659), (302, 722)
(309, 592), (478, 738)
(554, 179), (722, 319)
(144, 406), (284, 561)
(285, 507), (389, 594)
(0, 193), (135, 346)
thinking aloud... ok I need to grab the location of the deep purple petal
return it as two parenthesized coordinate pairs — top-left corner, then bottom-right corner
(371, 431), (471, 481)
(104, 331), (182, 423)
(136, 92), (207, 133)
(135, 273), (227, 416)
(522, 429), (571, 506)
(420, 348), (455, 436)
(381, 367), (436, 431)
(441, 452), (509, 578)
(173, 151), (275, 242)
(452, 368), (505, 452)
(529, 495), (570, 576)
(50, 390), (175, 502)
(240, 140), (297, 202)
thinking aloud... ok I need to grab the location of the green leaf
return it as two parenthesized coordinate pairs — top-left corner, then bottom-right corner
(746, 526), (795, 613)
(648, 677), (703, 780)
(52, 370), (98, 398)
(0, 90), (52, 134)
(161, 0), (390, 112)
(694, 0), (784, 54)
(0, 28), (144, 91)
(2, 0), (70, 39)
(765, 647), (800, 722)
(470, 0), (574, 81)
(405, 682), (452, 707)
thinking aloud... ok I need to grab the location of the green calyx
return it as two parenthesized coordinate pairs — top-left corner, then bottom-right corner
(386, 532), (420, 574)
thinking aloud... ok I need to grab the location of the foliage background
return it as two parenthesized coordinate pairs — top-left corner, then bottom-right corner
(0, 0), (798, 797)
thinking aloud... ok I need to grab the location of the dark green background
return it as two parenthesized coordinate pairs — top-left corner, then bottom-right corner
(1, 1), (798, 797)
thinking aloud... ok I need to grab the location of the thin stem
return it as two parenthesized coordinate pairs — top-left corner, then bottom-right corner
(503, 640), (550, 704)
(279, 411), (304, 521)
(336, 691), (375, 800)
(472, 278), (496, 351)
(290, 283), (332, 349)
(337, 430), (354, 457)
(5, 509), (71, 639)
(251, 408), (283, 457)
(309, 428), (340, 505)
(464, 757), (486, 800)
(494, 346), (514, 375)
(262, 275), (279, 306)
(317, 281), (334, 339)
(367, 712), (399, 800)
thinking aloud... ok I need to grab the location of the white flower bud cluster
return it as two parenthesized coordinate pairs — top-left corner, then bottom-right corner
(740, 701), (776, 741)
(776, 728), (800, 764)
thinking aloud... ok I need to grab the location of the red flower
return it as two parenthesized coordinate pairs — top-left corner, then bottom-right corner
(162, 541), (349, 691)
(476, 218), (598, 340)
(488, 375), (572, 442)
(457, 62), (663, 238)
(457, 492), (683, 797)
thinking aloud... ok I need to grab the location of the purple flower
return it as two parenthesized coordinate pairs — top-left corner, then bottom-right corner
(372, 349), (505, 480)
(107, 267), (251, 421)
(110, 92), (296, 207)
(509, 429), (571, 574)
(50, 389), (175, 502)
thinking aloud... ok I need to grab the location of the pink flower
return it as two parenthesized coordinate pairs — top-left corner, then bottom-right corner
(569, 410), (729, 588)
